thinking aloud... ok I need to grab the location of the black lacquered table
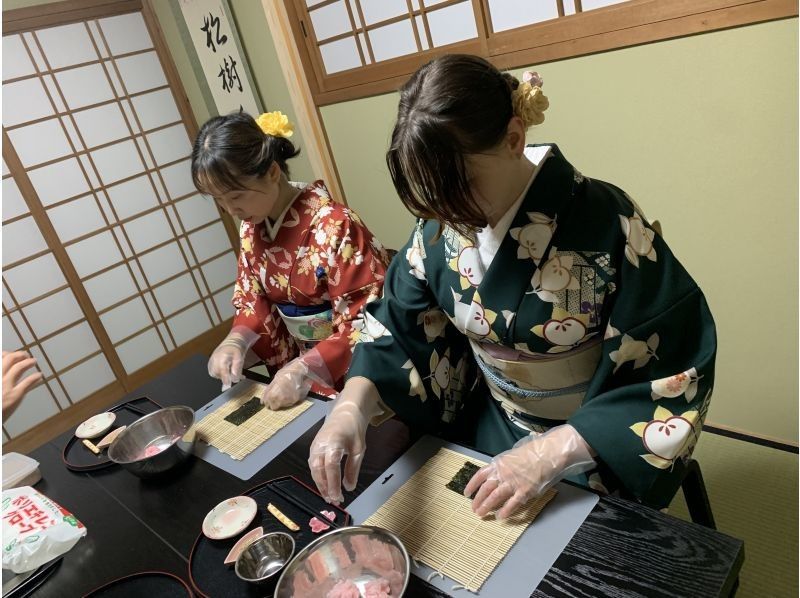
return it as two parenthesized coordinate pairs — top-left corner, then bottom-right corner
(26, 355), (743, 597)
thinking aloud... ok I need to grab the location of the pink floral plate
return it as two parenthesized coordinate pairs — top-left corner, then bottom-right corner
(75, 412), (116, 440)
(202, 496), (258, 540)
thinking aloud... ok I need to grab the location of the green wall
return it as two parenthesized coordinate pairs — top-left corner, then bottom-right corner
(321, 20), (799, 443)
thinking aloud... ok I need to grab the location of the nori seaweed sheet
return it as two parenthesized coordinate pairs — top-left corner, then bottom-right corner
(446, 461), (481, 497)
(224, 396), (264, 425)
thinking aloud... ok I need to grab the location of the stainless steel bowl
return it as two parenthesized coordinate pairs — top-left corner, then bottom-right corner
(107, 406), (196, 478)
(275, 525), (410, 598)
(235, 532), (296, 585)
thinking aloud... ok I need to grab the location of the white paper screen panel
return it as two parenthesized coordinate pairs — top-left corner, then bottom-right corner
(6, 119), (73, 168)
(3, 385), (60, 437)
(131, 89), (181, 130)
(106, 175), (161, 219)
(21, 288), (84, 339)
(48, 196), (107, 243)
(360, 0), (408, 25)
(2, 217), (48, 267)
(369, 20), (417, 62)
(60, 353), (116, 398)
(310, 1), (352, 41)
(73, 103), (130, 148)
(98, 13), (153, 55)
(28, 159), (91, 206)
(116, 328), (166, 373)
(1, 10), (235, 440)
(99, 297), (151, 343)
(40, 321), (100, 371)
(153, 273), (201, 316)
(114, 52), (167, 94)
(146, 124), (191, 166)
(320, 36), (362, 74)
(2, 35), (36, 80)
(4, 312), (34, 346)
(83, 265), (139, 311)
(90, 140), (145, 185)
(137, 242), (187, 285)
(55, 64), (116, 110)
(3, 253), (66, 305)
(213, 289), (235, 319)
(426, 2), (478, 47)
(35, 22), (97, 69)
(488, 0), (559, 32)
(2, 78), (53, 127)
(2, 177), (28, 221)
(160, 159), (194, 198)
(581, 0), (628, 11)
(123, 210), (174, 254)
(65, 231), (124, 278)
(167, 303), (212, 346)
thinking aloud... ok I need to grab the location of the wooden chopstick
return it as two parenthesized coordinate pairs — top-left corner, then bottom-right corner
(268, 484), (340, 529)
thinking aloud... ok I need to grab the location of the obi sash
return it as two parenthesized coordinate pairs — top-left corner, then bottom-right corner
(275, 303), (334, 353)
(470, 338), (602, 432)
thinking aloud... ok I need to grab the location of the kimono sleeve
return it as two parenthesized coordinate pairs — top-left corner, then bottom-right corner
(568, 207), (716, 509)
(231, 226), (294, 368)
(312, 207), (389, 389)
(346, 223), (472, 432)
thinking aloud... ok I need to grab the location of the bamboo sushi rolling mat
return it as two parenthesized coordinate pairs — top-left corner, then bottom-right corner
(194, 383), (312, 460)
(362, 447), (557, 593)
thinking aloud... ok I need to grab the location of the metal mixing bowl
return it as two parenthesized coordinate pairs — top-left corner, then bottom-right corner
(235, 532), (296, 585)
(107, 406), (196, 478)
(275, 525), (410, 598)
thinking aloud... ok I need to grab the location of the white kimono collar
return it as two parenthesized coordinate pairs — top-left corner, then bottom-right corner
(263, 181), (306, 241)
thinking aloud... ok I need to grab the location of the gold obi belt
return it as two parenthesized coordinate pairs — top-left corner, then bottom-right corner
(275, 303), (334, 353)
(470, 339), (602, 430)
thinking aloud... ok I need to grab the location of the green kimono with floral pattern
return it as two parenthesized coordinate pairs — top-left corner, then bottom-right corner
(347, 145), (716, 508)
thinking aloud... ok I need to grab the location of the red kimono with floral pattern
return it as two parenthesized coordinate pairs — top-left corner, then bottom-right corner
(232, 180), (390, 390)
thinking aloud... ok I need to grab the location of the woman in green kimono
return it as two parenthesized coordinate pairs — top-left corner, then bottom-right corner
(308, 55), (716, 518)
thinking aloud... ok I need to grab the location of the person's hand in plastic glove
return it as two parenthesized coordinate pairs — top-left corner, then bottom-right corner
(464, 424), (596, 520)
(308, 377), (383, 505)
(2, 351), (43, 421)
(208, 327), (260, 391)
(261, 358), (312, 410)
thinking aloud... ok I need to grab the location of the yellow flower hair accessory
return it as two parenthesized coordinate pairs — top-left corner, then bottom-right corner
(512, 71), (549, 128)
(256, 111), (294, 138)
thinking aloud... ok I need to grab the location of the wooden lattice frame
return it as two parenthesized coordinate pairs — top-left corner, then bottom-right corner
(287, 0), (797, 105)
(2, 0), (240, 453)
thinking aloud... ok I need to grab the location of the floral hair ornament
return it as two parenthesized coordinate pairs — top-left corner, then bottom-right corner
(256, 111), (294, 138)
(512, 71), (549, 128)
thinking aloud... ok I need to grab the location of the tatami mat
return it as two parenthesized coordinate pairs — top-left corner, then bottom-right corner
(668, 432), (798, 597)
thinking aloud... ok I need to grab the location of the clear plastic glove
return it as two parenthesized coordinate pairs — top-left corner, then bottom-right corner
(308, 378), (383, 505)
(208, 327), (259, 391)
(261, 359), (311, 410)
(464, 424), (596, 520)
(261, 349), (335, 410)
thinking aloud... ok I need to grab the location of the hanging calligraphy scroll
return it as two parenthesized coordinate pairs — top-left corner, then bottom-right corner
(175, 0), (262, 117)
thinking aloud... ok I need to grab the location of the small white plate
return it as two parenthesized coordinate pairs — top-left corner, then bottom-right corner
(75, 412), (116, 440)
(224, 526), (264, 565)
(202, 496), (258, 540)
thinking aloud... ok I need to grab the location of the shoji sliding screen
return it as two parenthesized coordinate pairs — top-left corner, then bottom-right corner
(2, 0), (238, 449)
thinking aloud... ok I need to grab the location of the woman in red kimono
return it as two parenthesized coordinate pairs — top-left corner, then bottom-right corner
(191, 111), (390, 408)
